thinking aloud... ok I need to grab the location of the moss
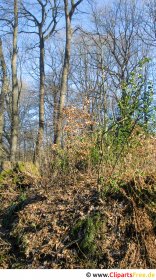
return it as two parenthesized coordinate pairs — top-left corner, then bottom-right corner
(0, 169), (14, 186)
(0, 169), (13, 178)
(0, 162), (40, 188)
(71, 213), (102, 256)
(15, 162), (40, 178)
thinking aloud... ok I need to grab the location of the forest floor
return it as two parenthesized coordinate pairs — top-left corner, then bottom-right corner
(0, 159), (156, 269)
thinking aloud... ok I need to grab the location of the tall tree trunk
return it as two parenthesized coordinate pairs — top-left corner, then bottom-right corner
(55, 0), (72, 145)
(0, 39), (7, 159)
(34, 31), (45, 163)
(20, 0), (59, 162)
(10, 0), (19, 162)
(55, 0), (83, 145)
(53, 91), (59, 144)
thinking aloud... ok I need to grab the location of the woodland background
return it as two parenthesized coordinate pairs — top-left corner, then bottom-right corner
(0, 0), (156, 269)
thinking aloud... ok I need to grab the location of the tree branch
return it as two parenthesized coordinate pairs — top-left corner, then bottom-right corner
(69, 0), (83, 19)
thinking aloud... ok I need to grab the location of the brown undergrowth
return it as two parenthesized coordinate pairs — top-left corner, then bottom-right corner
(0, 136), (156, 268)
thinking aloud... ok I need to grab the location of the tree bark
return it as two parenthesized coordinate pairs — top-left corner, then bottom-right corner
(0, 39), (8, 159)
(55, 0), (72, 145)
(55, 0), (83, 145)
(34, 30), (45, 162)
(10, 0), (19, 162)
(53, 90), (59, 144)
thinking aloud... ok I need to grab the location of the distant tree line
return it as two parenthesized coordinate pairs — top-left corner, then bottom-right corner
(0, 0), (155, 163)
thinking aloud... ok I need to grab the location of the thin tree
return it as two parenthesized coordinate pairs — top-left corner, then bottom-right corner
(10, 0), (19, 162)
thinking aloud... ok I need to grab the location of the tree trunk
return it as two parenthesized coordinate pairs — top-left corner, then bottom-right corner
(0, 39), (8, 159)
(10, 0), (19, 162)
(34, 31), (45, 163)
(55, 0), (72, 145)
(53, 91), (59, 144)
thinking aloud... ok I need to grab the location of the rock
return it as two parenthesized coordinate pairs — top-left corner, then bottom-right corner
(0, 161), (40, 187)
(15, 162), (40, 178)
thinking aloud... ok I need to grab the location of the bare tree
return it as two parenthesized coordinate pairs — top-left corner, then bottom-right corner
(141, 0), (156, 46)
(89, 1), (151, 121)
(0, 38), (8, 159)
(55, 0), (83, 145)
(10, 0), (19, 162)
(21, 0), (60, 162)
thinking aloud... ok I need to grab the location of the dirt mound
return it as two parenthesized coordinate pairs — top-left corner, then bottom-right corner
(0, 171), (155, 268)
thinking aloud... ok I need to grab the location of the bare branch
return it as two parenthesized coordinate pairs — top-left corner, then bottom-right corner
(69, 0), (83, 19)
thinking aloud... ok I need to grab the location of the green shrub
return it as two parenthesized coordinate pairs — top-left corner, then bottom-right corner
(71, 213), (101, 256)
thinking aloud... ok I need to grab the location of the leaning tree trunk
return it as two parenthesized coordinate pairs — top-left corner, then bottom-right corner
(34, 31), (45, 163)
(10, 0), (19, 162)
(55, 0), (72, 145)
(0, 39), (8, 159)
